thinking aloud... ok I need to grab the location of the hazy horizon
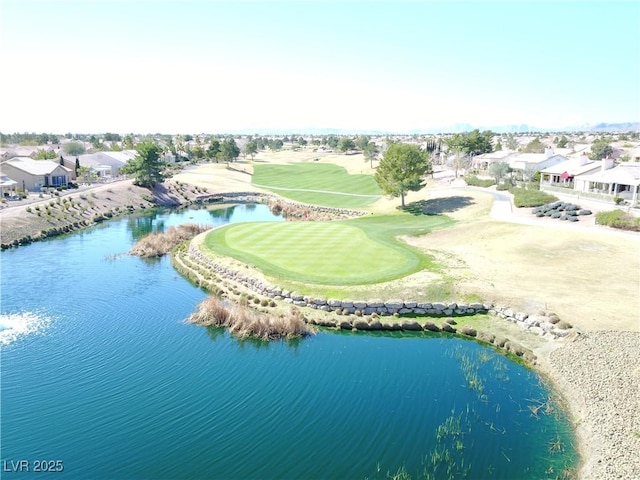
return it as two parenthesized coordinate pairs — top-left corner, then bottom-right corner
(1, 1), (638, 134)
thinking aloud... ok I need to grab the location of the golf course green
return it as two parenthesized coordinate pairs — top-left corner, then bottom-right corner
(252, 163), (381, 208)
(203, 214), (453, 285)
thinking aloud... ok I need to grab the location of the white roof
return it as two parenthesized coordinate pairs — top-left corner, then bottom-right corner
(578, 164), (640, 186)
(473, 150), (514, 161)
(3, 157), (72, 175)
(540, 159), (601, 176)
(510, 153), (551, 164)
(100, 150), (138, 162)
(0, 176), (18, 187)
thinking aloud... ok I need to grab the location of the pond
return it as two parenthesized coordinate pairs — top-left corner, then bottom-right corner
(1, 204), (577, 479)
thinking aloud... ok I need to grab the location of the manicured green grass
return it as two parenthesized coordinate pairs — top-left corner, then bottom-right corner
(252, 163), (381, 208)
(203, 214), (454, 285)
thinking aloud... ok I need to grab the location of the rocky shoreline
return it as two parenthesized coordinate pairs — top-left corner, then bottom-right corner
(545, 331), (640, 479)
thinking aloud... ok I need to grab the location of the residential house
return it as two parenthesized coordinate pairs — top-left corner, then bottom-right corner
(471, 150), (515, 171)
(65, 150), (138, 179)
(0, 157), (72, 192)
(508, 148), (567, 179)
(539, 155), (602, 193)
(574, 161), (640, 206)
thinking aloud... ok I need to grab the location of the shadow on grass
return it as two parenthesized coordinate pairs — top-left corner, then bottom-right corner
(401, 196), (476, 215)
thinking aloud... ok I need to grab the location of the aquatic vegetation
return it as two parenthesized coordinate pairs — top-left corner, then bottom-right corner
(130, 223), (210, 257)
(187, 295), (314, 340)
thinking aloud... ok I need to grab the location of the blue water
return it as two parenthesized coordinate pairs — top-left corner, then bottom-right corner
(1, 204), (577, 479)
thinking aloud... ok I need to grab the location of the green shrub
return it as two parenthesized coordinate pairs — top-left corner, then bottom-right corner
(496, 183), (511, 191)
(464, 175), (495, 188)
(511, 188), (558, 208)
(595, 210), (640, 231)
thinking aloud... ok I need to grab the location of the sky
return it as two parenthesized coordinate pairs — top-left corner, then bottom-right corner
(1, 0), (639, 134)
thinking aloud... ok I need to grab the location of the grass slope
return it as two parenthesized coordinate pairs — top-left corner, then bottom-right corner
(203, 214), (453, 285)
(252, 163), (381, 208)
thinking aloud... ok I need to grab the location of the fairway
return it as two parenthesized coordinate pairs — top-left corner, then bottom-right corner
(203, 214), (453, 285)
(252, 163), (381, 208)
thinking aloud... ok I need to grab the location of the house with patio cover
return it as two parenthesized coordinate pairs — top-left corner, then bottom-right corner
(541, 156), (640, 206)
(574, 162), (640, 206)
(539, 155), (602, 193)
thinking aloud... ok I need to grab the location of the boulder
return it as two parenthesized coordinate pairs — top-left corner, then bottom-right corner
(494, 336), (508, 348)
(382, 322), (402, 331)
(514, 312), (529, 321)
(353, 320), (371, 330)
(477, 331), (495, 344)
(440, 323), (456, 333)
(338, 320), (352, 330)
(384, 301), (404, 310)
(401, 320), (422, 331)
(423, 322), (440, 332)
(368, 319), (383, 330)
(460, 326), (477, 337)
(509, 343), (525, 357)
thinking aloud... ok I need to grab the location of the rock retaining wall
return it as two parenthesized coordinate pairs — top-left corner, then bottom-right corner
(188, 245), (490, 316)
(186, 244), (573, 356)
(489, 306), (574, 340)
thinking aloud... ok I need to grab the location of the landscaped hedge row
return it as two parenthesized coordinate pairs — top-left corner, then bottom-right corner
(464, 175), (495, 188)
(595, 210), (640, 231)
(510, 188), (558, 208)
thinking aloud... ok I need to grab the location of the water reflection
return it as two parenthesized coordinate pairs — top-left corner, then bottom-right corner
(204, 325), (304, 352)
(208, 206), (235, 221)
(127, 211), (165, 240)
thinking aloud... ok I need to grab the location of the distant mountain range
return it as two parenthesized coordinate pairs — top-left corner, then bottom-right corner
(221, 122), (639, 136)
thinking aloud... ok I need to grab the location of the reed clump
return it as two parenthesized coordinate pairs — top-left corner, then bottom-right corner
(188, 296), (314, 340)
(130, 223), (210, 257)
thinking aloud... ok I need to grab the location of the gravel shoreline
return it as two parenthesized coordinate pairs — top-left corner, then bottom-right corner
(543, 331), (640, 479)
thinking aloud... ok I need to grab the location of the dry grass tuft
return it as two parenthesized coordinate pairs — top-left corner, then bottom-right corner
(188, 296), (314, 340)
(130, 223), (210, 257)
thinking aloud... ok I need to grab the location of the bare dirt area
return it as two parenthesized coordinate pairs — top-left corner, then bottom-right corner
(407, 205), (639, 332)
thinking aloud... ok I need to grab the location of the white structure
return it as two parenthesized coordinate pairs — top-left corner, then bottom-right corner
(65, 150), (138, 178)
(575, 161), (640, 206)
(539, 155), (601, 190)
(508, 148), (567, 176)
(471, 150), (515, 171)
(0, 175), (18, 197)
